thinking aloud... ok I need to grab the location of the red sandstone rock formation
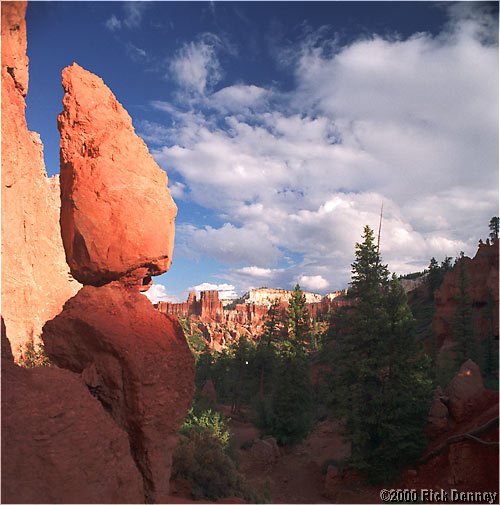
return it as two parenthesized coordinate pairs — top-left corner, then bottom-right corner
(3, 3), (194, 504)
(45, 61), (193, 503)
(42, 284), (194, 502)
(1, 1), (80, 358)
(1, 321), (144, 504)
(157, 288), (346, 351)
(58, 63), (177, 286)
(199, 290), (224, 322)
(445, 359), (486, 422)
(433, 241), (499, 352)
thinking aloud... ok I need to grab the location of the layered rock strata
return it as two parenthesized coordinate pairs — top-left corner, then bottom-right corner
(1, 0), (80, 358)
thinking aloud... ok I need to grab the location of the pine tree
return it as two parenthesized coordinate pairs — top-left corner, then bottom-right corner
(287, 284), (311, 352)
(453, 254), (477, 366)
(329, 226), (433, 483)
(262, 299), (283, 348)
(489, 216), (499, 240)
(427, 257), (442, 298)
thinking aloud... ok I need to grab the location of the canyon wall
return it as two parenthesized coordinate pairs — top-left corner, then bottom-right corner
(157, 288), (348, 351)
(242, 287), (324, 305)
(1, 1), (80, 358)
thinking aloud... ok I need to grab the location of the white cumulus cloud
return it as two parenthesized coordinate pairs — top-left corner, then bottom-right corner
(297, 275), (329, 292)
(190, 282), (238, 299)
(150, 5), (498, 295)
(142, 283), (180, 304)
(169, 35), (222, 94)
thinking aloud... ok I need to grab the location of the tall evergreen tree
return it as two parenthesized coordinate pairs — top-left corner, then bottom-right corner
(287, 284), (311, 352)
(489, 216), (499, 240)
(269, 352), (312, 445)
(329, 226), (433, 483)
(262, 299), (283, 348)
(453, 254), (477, 365)
(427, 257), (442, 298)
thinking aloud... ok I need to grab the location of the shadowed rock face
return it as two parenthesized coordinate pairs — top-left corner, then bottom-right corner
(433, 241), (499, 351)
(42, 284), (195, 503)
(1, 321), (144, 504)
(1, 0), (80, 358)
(58, 63), (177, 287)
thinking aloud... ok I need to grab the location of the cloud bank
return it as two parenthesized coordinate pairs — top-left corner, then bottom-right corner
(142, 5), (498, 296)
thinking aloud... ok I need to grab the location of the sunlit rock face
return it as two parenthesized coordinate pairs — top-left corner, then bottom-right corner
(1, 0), (80, 359)
(58, 62), (177, 287)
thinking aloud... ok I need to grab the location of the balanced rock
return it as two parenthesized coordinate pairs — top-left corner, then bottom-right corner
(42, 283), (195, 502)
(1, 322), (143, 504)
(58, 63), (177, 286)
(1, 0), (80, 357)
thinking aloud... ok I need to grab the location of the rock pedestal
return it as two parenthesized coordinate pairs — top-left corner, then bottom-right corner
(42, 284), (194, 502)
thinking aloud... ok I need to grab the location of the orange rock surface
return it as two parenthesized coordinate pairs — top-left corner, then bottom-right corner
(1, 1), (81, 358)
(42, 283), (195, 503)
(58, 63), (177, 286)
(433, 240), (499, 351)
(1, 321), (144, 504)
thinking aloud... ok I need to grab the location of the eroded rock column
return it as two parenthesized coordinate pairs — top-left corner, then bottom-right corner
(42, 63), (194, 503)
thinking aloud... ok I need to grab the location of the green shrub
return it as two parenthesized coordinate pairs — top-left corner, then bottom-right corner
(18, 341), (51, 368)
(173, 408), (269, 502)
(181, 408), (231, 449)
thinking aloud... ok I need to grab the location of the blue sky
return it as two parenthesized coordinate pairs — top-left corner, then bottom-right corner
(25, 1), (498, 303)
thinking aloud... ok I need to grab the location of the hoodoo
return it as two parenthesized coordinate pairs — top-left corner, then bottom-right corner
(43, 60), (194, 503)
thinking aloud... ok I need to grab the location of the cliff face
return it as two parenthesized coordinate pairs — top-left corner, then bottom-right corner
(2, 5), (194, 503)
(157, 288), (346, 350)
(1, 1), (80, 358)
(243, 287), (323, 305)
(433, 241), (499, 352)
(158, 290), (224, 323)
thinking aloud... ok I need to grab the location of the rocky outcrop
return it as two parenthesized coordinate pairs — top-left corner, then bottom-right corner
(433, 241), (499, 352)
(1, 1), (80, 358)
(1, 321), (144, 504)
(200, 290), (224, 321)
(445, 360), (486, 422)
(3, 3), (194, 504)
(58, 63), (177, 287)
(157, 288), (345, 349)
(41, 62), (194, 502)
(42, 284), (194, 503)
(159, 290), (224, 322)
(427, 387), (449, 436)
(243, 287), (323, 305)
